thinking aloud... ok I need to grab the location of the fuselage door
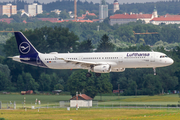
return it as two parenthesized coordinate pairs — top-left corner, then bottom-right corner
(79, 56), (83, 61)
(119, 55), (123, 63)
(150, 53), (155, 62)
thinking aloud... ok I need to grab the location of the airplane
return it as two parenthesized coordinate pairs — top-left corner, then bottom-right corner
(9, 31), (174, 77)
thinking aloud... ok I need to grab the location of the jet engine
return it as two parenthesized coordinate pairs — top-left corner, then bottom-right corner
(92, 65), (111, 73)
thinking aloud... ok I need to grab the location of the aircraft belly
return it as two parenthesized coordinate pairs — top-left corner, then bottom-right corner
(121, 59), (152, 68)
(45, 61), (82, 69)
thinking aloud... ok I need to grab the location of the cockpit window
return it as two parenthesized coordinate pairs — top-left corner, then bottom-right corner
(160, 55), (168, 58)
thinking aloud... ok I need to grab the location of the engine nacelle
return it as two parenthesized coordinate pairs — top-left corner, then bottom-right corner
(111, 68), (125, 72)
(92, 65), (111, 73)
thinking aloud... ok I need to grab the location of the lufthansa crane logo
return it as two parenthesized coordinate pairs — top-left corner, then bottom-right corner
(19, 42), (30, 54)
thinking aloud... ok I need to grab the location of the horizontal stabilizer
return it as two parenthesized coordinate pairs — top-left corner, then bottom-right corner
(8, 56), (30, 61)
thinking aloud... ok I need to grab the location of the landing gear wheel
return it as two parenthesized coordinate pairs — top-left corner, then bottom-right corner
(86, 73), (92, 77)
(95, 73), (101, 77)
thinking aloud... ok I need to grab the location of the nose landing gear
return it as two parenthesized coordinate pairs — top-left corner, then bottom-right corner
(86, 72), (101, 77)
(153, 68), (156, 75)
(86, 72), (92, 77)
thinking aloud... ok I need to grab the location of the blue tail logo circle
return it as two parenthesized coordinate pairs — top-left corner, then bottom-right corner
(19, 42), (30, 54)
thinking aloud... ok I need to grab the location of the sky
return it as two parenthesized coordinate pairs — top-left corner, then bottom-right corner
(0, 0), (166, 4)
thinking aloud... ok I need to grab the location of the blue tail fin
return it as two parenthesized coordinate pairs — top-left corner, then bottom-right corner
(14, 32), (39, 56)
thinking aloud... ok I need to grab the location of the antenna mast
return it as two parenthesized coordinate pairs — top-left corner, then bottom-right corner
(74, 0), (77, 21)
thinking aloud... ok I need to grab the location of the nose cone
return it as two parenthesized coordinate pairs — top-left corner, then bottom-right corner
(168, 58), (174, 65)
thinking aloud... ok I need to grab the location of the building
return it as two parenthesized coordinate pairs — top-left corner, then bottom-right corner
(19, 9), (29, 17)
(99, 0), (108, 22)
(109, 13), (154, 25)
(151, 14), (180, 25)
(152, 6), (158, 18)
(77, 11), (97, 20)
(113, 0), (119, 13)
(51, 9), (61, 15)
(38, 18), (94, 23)
(70, 94), (92, 107)
(24, 3), (43, 17)
(0, 18), (13, 24)
(38, 18), (60, 23)
(109, 7), (158, 25)
(0, 4), (17, 17)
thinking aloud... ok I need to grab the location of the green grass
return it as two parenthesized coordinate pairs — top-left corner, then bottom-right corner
(94, 94), (180, 107)
(1, 94), (180, 119)
(1, 94), (179, 103)
(0, 94), (72, 108)
(1, 108), (180, 120)
(119, 94), (179, 102)
(94, 94), (179, 102)
(0, 94), (180, 108)
(0, 94), (71, 103)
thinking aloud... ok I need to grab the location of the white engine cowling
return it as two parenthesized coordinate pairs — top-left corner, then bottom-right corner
(111, 68), (125, 72)
(92, 65), (111, 73)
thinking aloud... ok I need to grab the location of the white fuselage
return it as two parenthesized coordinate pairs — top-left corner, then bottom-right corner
(38, 51), (173, 70)
(12, 51), (174, 73)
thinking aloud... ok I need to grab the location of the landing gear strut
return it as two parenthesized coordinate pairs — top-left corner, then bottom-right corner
(153, 68), (156, 75)
(95, 73), (101, 77)
(86, 72), (92, 77)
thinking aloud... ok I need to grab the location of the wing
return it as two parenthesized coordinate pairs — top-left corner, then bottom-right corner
(58, 58), (101, 67)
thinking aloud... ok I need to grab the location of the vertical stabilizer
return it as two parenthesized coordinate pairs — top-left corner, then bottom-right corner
(14, 32), (39, 56)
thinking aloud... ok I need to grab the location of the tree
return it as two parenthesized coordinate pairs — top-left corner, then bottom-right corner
(124, 79), (137, 96)
(142, 74), (162, 95)
(77, 39), (93, 52)
(67, 70), (87, 96)
(38, 73), (51, 91)
(22, 72), (39, 91)
(114, 10), (124, 14)
(101, 0), (106, 5)
(4, 26), (79, 55)
(96, 34), (115, 52)
(67, 70), (113, 99)
(11, 14), (22, 23)
(84, 74), (97, 98)
(59, 10), (70, 19)
(96, 73), (113, 100)
(54, 84), (64, 90)
(85, 15), (97, 20)
(117, 77), (128, 90)
(103, 17), (110, 24)
(50, 73), (60, 91)
(48, 12), (59, 18)
(0, 64), (11, 91)
(1, 15), (8, 18)
(17, 75), (24, 91)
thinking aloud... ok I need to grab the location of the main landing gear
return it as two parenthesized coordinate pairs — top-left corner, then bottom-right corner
(95, 73), (101, 77)
(86, 72), (101, 77)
